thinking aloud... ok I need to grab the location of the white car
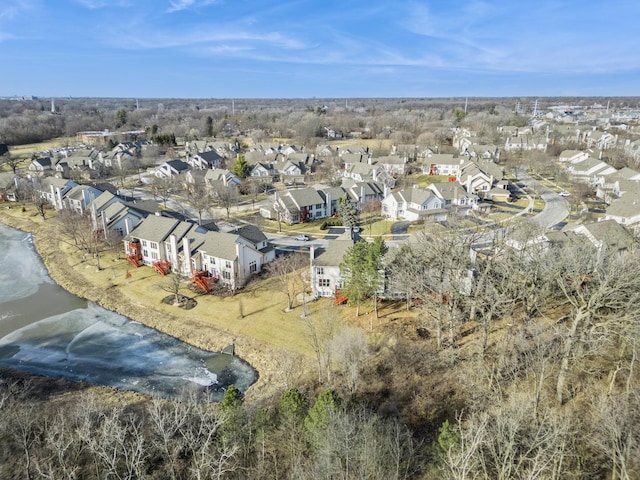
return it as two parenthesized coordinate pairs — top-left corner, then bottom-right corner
(558, 191), (571, 197)
(294, 234), (310, 241)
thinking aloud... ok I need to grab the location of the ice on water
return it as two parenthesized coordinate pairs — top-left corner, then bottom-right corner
(0, 224), (257, 400)
(0, 226), (50, 302)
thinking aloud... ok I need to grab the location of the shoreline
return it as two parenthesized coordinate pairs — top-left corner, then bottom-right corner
(0, 210), (305, 404)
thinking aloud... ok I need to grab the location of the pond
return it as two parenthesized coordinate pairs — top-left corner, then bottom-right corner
(0, 222), (257, 401)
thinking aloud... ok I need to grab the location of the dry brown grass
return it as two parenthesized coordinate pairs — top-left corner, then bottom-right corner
(1, 203), (404, 403)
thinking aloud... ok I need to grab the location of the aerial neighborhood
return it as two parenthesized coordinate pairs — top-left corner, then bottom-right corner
(3, 96), (640, 480)
(3, 99), (640, 304)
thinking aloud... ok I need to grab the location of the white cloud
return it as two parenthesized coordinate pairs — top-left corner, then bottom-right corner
(166, 0), (217, 13)
(74, 0), (131, 8)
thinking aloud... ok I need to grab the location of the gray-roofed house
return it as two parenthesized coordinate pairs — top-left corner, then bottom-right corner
(273, 187), (327, 224)
(64, 184), (103, 213)
(188, 150), (225, 170)
(381, 187), (445, 221)
(126, 215), (273, 290)
(0, 172), (19, 202)
(603, 194), (640, 231)
(428, 182), (479, 214)
(310, 240), (354, 298)
(29, 157), (55, 173)
(34, 177), (78, 209)
(421, 154), (463, 176)
(155, 159), (190, 178)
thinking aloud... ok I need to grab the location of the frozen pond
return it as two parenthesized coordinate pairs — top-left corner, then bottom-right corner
(0, 223), (257, 400)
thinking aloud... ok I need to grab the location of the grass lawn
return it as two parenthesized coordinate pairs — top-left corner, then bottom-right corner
(8, 137), (76, 157)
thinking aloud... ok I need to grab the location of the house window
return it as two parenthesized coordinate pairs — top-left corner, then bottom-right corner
(141, 240), (148, 247)
(166, 243), (171, 253)
(316, 203), (323, 210)
(222, 271), (231, 280)
(459, 198), (466, 205)
(143, 249), (148, 257)
(209, 256), (216, 265)
(150, 242), (158, 249)
(316, 267), (324, 275)
(151, 251), (158, 260)
(249, 261), (257, 273)
(318, 278), (331, 288)
(225, 261), (232, 269)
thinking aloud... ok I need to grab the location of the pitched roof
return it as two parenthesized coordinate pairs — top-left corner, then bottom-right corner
(312, 240), (353, 267)
(284, 187), (325, 207)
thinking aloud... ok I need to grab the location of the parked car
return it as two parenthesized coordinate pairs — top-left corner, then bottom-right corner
(558, 191), (571, 197)
(294, 234), (310, 241)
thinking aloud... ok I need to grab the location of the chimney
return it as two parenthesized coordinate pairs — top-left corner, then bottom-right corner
(182, 237), (192, 275)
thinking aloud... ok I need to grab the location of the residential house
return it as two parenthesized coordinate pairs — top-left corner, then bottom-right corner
(91, 196), (147, 238)
(0, 172), (19, 201)
(187, 150), (225, 170)
(275, 156), (307, 184)
(342, 161), (387, 183)
(421, 154), (463, 177)
(204, 168), (242, 189)
(273, 187), (327, 224)
(558, 150), (590, 164)
(391, 144), (419, 161)
(566, 157), (616, 182)
(249, 161), (277, 180)
(603, 194), (640, 231)
(310, 240), (353, 298)
(595, 167), (640, 202)
(125, 215), (273, 290)
(381, 186), (446, 222)
(29, 157), (55, 173)
(341, 180), (385, 209)
(453, 128), (475, 152)
(567, 220), (636, 252)
(427, 182), (479, 214)
(64, 184), (103, 213)
(375, 155), (407, 176)
(458, 159), (507, 198)
(155, 159), (190, 178)
(34, 177), (78, 209)
(465, 145), (501, 162)
(503, 135), (547, 152)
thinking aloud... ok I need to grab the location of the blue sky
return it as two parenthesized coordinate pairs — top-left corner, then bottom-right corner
(2, 0), (639, 98)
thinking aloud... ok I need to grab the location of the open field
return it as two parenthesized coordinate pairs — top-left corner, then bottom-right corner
(7, 137), (76, 157)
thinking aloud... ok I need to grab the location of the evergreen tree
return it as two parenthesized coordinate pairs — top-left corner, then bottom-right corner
(338, 197), (358, 228)
(231, 154), (251, 179)
(341, 239), (387, 318)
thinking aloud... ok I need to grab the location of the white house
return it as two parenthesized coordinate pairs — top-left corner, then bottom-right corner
(310, 240), (353, 298)
(125, 215), (274, 290)
(155, 160), (190, 178)
(381, 187), (445, 221)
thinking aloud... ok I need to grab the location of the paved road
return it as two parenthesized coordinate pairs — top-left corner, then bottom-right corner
(520, 173), (570, 229)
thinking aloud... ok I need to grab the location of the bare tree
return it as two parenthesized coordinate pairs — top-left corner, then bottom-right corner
(547, 238), (640, 405)
(329, 326), (369, 393)
(266, 252), (308, 311)
(186, 182), (213, 225)
(212, 182), (238, 219)
(151, 174), (176, 209)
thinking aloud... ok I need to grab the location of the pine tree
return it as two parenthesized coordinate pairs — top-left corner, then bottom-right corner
(338, 197), (358, 228)
(231, 155), (251, 179)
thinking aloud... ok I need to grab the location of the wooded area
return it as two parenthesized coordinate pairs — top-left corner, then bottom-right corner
(2, 96), (640, 478)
